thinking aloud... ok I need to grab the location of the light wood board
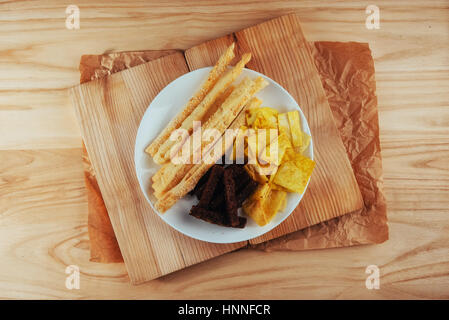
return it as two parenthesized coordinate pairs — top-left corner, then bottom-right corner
(69, 14), (363, 283)
(185, 15), (364, 244)
(2, 0), (448, 298)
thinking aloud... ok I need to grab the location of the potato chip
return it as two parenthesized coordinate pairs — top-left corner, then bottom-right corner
(277, 133), (292, 161)
(242, 183), (271, 226)
(277, 112), (292, 141)
(243, 198), (267, 226)
(283, 147), (297, 161)
(271, 183), (290, 192)
(265, 189), (287, 222)
(253, 182), (271, 199)
(247, 107), (278, 130)
(291, 154), (315, 173)
(299, 132), (311, 154)
(273, 154), (315, 194)
(246, 129), (258, 163)
(268, 166), (279, 182)
(242, 183), (287, 226)
(257, 130), (277, 164)
(258, 131), (290, 168)
(254, 107), (278, 129)
(240, 105), (315, 225)
(287, 110), (303, 148)
(244, 164), (268, 184)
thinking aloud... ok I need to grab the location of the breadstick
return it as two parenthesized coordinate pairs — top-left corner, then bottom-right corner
(154, 53), (252, 164)
(145, 42), (235, 158)
(152, 86), (234, 194)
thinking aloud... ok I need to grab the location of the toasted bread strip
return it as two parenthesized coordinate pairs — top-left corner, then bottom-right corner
(153, 77), (265, 200)
(154, 53), (252, 164)
(154, 89), (263, 213)
(145, 43), (235, 158)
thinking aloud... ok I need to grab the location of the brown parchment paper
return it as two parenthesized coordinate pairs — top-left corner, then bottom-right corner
(79, 42), (388, 262)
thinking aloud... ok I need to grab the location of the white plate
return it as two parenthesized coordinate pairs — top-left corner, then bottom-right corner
(135, 67), (313, 244)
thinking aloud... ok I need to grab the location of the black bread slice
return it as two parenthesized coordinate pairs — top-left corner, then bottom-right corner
(189, 206), (246, 228)
(223, 168), (239, 227)
(209, 165), (251, 210)
(198, 165), (224, 208)
(237, 179), (258, 206)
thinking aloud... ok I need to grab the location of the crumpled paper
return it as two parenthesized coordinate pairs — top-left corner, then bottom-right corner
(79, 41), (388, 262)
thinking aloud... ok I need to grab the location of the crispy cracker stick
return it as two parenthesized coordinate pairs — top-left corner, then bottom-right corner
(154, 53), (252, 164)
(152, 81), (229, 190)
(154, 95), (256, 213)
(153, 85), (234, 185)
(201, 78), (267, 144)
(151, 162), (167, 182)
(145, 43), (236, 158)
(153, 164), (194, 199)
(198, 165), (224, 208)
(152, 77), (260, 200)
(200, 84), (235, 124)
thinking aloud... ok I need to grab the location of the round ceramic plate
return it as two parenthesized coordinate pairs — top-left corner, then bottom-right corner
(135, 67), (313, 243)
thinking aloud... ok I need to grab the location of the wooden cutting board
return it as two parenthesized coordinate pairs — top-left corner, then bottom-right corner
(69, 14), (363, 284)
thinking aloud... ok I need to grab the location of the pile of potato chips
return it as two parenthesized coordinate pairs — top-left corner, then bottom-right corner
(236, 102), (316, 226)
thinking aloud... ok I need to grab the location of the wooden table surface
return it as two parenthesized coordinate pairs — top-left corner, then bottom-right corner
(1, 0), (448, 299)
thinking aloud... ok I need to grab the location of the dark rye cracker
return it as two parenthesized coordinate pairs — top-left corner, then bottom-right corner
(230, 165), (251, 189)
(198, 165), (224, 208)
(189, 206), (246, 228)
(210, 165), (251, 210)
(189, 164), (256, 228)
(223, 168), (239, 227)
(191, 160), (226, 198)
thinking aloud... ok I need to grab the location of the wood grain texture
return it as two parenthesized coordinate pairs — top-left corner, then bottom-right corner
(1, 0), (448, 298)
(185, 15), (364, 244)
